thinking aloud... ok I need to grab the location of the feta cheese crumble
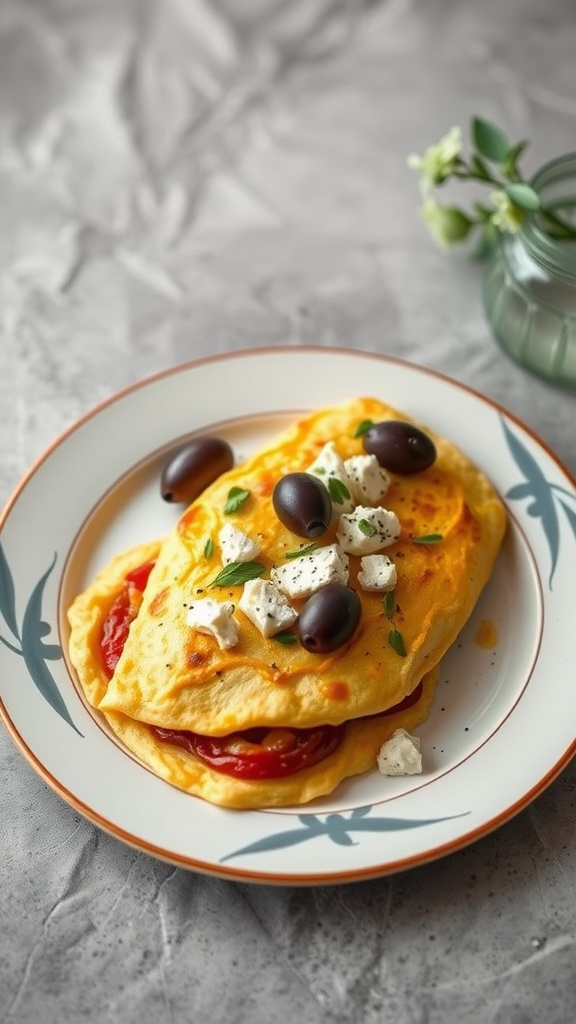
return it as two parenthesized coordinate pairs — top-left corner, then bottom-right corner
(344, 454), (390, 505)
(306, 442), (355, 514)
(337, 505), (401, 555)
(271, 543), (349, 600)
(239, 578), (297, 638)
(186, 598), (239, 649)
(218, 522), (261, 564)
(357, 553), (397, 592)
(377, 729), (422, 776)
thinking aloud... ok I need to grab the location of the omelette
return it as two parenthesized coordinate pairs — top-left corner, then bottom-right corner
(67, 397), (506, 808)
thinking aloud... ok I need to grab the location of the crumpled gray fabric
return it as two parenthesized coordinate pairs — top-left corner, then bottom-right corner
(2, 1), (576, 1022)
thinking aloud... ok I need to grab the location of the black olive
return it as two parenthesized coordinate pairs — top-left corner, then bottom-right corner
(272, 472), (332, 538)
(297, 584), (361, 653)
(363, 420), (436, 475)
(161, 436), (234, 503)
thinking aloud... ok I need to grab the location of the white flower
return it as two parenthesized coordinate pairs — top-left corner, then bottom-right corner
(489, 189), (525, 233)
(407, 126), (462, 192)
(421, 196), (472, 248)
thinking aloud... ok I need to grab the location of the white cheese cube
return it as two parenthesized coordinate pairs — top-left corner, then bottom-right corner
(186, 598), (239, 649)
(377, 729), (422, 776)
(344, 454), (390, 505)
(218, 522), (261, 564)
(271, 543), (349, 600)
(357, 554), (397, 592)
(337, 505), (401, 555)
(239, 578), (297, 638)
(306, 441), (355, 515)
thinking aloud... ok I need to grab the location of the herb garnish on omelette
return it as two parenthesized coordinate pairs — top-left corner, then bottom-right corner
(67, 397), (506, 808)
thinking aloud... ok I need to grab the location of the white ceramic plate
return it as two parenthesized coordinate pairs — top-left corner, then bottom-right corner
(1, 348), (575, 885)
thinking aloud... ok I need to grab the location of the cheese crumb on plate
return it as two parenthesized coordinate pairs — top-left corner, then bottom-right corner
(377, 728), (422, 776)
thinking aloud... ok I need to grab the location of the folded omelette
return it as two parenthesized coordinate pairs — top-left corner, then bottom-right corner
(67, 397), (506, 808)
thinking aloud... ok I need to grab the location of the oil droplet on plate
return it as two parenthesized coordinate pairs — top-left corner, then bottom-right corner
(474, 618), (498, 650)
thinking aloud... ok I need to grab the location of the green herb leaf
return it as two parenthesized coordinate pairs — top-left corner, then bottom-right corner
(203, 538), (214, 559)
(505, 182), (540, 212)
(471, 116), (510, 164)
(354, 419), (374, 438)
(328, 477), (351, 504)
(358, 518), (377, 537)
(285, 543), (318, 560)
(274, 631), (298, 645)
(224, 487), (250, 514)
(501, 139), (529, 179)
(388, 628), (407, 657)
(210, 561), (265, 587)
(412, 533), (444, 545)
(383, 590), (396, 620)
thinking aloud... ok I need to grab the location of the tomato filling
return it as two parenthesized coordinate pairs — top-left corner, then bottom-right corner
(151, 723), (344, 780)
(100, 561), (155, 678)
(100, 562), (423, 780)
(151, 681), (424, 780)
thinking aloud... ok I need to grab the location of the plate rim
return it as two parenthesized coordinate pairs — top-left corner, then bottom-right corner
(2, 345), (576, 885)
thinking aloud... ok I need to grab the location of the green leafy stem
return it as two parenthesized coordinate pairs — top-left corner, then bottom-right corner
(0, 542), (82, 735)
(501, 417), (576, 589)
(408, 116), (576, 254)
(221, 805), (468, 863)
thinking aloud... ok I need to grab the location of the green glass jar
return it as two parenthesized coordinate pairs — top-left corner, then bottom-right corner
(483, 153), (576, 386)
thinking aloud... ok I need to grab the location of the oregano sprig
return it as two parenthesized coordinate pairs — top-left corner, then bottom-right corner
(382, 590), (396, 621)
(224, 487), (250, 514)
(382, 589), (407, 657)
(353, 419), (374, 438)
(388, 628), (407, 658)
(210, 561), (265, 587)
(285, 543), (318, 559)
(274, 630), (298, 645)
(358, 519), (377, 537)
(328, 477), (351, 504)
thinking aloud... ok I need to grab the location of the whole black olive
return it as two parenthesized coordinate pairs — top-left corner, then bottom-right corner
(161, 436), (234, 503)
(272, 473), (332, 538)
(297, 584), (361, 653)
(363, 420), (436, 475)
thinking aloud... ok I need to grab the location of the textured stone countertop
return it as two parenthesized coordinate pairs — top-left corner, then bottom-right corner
(2, 1), (576, 1022)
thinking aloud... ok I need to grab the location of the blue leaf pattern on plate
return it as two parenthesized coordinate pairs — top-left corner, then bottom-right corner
(220, 808), (468, 863)
(501, 416), (576, 588)
(0, 543), (20, 644)
(0, 543), (82, 736)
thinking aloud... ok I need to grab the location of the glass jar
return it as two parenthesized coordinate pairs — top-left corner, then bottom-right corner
(483, 153), (576, 386)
